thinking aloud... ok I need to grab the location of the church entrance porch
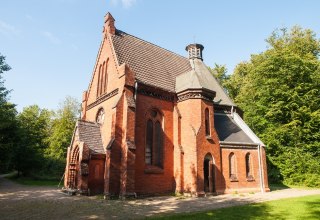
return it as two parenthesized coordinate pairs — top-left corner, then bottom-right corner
(203, 153), (215, 193)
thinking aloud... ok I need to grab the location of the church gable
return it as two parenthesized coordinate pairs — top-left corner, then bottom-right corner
(64, 12), (269, 197)
(85, 14), (122, 108)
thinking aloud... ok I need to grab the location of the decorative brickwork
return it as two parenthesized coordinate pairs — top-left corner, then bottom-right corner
(87, 88), (119, 110)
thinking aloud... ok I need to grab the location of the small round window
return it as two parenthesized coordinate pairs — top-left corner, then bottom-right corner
(96, 108), (105, 125)
(151, 110), (157, 118)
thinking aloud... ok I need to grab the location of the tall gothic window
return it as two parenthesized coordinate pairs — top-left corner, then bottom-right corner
(100, 61), (105, 96)
(145, 120), (153, 165)
(245, 153), (254, 181)
(205, 108), (210, 136)
(145, 109), (163, 168)
(97, 59), (108, 98)
(229, 153), (237, 181)
(97, 64), (102, 97)
(103, 59), (108, 93)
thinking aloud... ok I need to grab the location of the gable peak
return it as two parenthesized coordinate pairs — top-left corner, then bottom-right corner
(104, 12), (116, 35)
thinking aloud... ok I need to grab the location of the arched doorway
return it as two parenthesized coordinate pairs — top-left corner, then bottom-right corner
(203, 153), (215, 193)
(68, 145), (80, 189)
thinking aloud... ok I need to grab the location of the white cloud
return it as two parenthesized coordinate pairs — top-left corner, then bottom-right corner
(0, 20), (20, 36)
(42, 31), (61, 45)
(111, 0), (137, 8)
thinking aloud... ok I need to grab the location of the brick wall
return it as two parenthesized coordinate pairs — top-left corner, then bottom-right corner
(195, 100), (222, 194)
(220, 147), (263, 193)
(134, 93), (175, 195)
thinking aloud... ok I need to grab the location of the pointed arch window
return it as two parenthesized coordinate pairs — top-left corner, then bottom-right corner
(229, 153), (238, 181)
(103, 59), (108, 93)
(155, 121), (163, 167)
(145, 109), (163, 168)
(97, 65), (102, 97)
(97, 59), (109, 98)
(245, 153), (254, 181)
(205, 108), (210, 136)
(100, 61), (105, 96)
(145, 119), (153, 165)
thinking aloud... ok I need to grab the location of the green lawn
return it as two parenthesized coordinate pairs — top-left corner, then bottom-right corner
(4, 172), (60, 186)
(269, 183), (319, 191)
(151, 195), (320, 220)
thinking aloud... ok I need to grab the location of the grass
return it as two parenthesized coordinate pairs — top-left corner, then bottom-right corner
(4, 171), (60, 186)
(150, 195), (320, 220)
(269, 182), (319, 191)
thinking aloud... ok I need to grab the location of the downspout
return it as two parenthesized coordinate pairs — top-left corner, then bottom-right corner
(257, 144), (264, 193)
(231, 106), (234, 117)
(134, 81), (138, 101)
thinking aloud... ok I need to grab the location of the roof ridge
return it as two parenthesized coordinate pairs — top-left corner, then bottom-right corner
(116, 29), (189, 61)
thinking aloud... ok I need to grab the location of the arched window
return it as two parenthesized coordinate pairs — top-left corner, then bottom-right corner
(245, 153), (254, 181)
(145, 109), (163, 168)
(103, 59), (108, 93)
(96, 108), (105, 125)
(97, 65), (102, 97)
(155, 121), (163, 168)
(229, 153), (237, 181)
(100, 61), (105, 96)
(145, 120), (153, 165)
(205, 108), (210, 136)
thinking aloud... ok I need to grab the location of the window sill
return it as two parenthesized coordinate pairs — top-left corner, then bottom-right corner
(144, 166), (164, 174)
(206, 135), (213, 140)
(246, 175), (255, 182)
(230, 178), (238, 182)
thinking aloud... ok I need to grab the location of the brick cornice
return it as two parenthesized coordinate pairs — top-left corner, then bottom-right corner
(177, 89), (215, 102)
(137, 83), (175, 102)
(219, 141), (258, 149)
(87, 88), (119, 110)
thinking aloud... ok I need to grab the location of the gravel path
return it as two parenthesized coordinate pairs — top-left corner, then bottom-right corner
(0, 176), (319, 219)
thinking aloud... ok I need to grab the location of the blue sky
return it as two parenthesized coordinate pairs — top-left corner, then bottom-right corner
(1, 0), (319, 112)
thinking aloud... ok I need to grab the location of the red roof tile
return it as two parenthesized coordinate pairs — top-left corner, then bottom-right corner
(111, 30), (192, 92)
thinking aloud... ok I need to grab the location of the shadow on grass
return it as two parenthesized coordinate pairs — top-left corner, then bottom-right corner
(305, 197), (320, 219)
(150, 202), (283, 220)
(149, 195), (320, 220)
(6, 172), (59, 186)
(269, 183), (290, 191)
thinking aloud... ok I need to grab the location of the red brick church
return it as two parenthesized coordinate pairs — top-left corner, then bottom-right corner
(64, 12), (269, 197)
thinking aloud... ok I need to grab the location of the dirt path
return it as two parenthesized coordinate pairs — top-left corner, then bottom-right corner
(0, 176), (319, 220)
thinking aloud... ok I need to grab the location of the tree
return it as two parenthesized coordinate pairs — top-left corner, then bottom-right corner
(0, 54), (18, 173)
(15, 105), (52, 175)
(209, 63), (230, 85)
(226, 26), (320, 186)
(45, 96), (80, 176)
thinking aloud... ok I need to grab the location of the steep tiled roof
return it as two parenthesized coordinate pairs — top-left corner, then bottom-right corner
(111, 30), (192, 92)
(214, 113), (254, 143)
(77, 120), (105, 154)
(111, 29), (235, 106)
(176, 59), (235, 106)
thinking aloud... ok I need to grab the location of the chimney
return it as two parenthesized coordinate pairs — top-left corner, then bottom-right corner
(104, 12), (115, 35)
(186, 43), (204, 60)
